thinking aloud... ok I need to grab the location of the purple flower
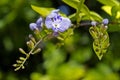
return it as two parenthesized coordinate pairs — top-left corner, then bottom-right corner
(36, 17), (43, 29)
(29, 23), (38, 31)
(45, 10), (71, 32)
(29, 17), (43, 31)
(102, 18), (109, 25)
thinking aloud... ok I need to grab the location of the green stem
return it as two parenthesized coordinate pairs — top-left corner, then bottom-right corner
(14, 38), (43, 71)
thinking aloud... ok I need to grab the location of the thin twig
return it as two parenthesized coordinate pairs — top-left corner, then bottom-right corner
(14, 38), (43, 71)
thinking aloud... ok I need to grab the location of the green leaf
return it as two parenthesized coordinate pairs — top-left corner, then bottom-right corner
(89, 26), (110, 60)
(108, 24), (120, 32)
(97, 0), (119, 6)
(59, 28), (74, 40)
(89, 11), (103, 21)
(81, 4), (91, 20)
(111, 6), (118, 18)
(62, 0), (79, 9)
(89, 27), (99, 39)
(76, 0), (85, 23)
(102, 5), (120, 19)
(63, 0), (95, 21)
(68, 13), (76, 21)
(31, 5), (54, 17)
(102, 6), (112, 16)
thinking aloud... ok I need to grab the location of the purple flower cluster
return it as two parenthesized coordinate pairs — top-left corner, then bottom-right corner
(29, 17), (43, 31)
(29, 9), (71, 32)
(45, 9), (71, 32)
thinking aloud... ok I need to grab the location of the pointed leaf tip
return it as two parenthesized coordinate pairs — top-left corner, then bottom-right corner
(31, 5), (54, 17)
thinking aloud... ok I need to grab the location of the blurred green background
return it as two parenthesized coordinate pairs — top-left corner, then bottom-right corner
(0, 0), (120, 80)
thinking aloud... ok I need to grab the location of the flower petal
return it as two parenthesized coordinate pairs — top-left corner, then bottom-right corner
(29, 23), (37, 31)
(36, 17), (43, 30)
(45, 17), (53, 29)
(36, 17), (43, 26)
(58, 17), (71, 32)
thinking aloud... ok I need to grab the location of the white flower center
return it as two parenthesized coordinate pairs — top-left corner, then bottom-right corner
(52, 23), (60, 28)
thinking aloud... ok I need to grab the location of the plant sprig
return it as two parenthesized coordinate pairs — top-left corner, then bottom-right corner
(13, 35), (43, 71)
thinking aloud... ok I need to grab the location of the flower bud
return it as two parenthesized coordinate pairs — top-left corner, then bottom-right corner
(29, 23), (38, 31)
(29, 34), (36, 44)
(102, 18), (109, 25)
(36, 17), (43, 29)
(26, 40), (34, 49)
(32, 48), (41, 55)
(19, 48), (27, 55)
(91, 21), (97, 26)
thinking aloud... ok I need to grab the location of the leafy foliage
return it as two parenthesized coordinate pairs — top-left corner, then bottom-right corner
(12, 0), (115, 71)
(13, 34), (42, 71)
(89, 26), (110, 60)
(0, 0), (119, 80)
(98, 0), (120, 32)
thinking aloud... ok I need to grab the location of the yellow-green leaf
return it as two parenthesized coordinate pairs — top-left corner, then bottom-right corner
(89, 26), (110, 60)
(31, 5), (54, 17)
(62, 0), (79, 9)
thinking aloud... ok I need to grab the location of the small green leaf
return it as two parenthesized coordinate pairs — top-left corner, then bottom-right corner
(108, 24), (120, 32)
(60, 28), (74, 39)
(93, 41), (103, 60)
(81, 4), (91, 20)
(62, 0), (79, 9)
(68, 13), (76, 21)
(76, 0), (85, 23)
(89, 26), (110, 60)
(90, 11), (103, 21)
(111, 6), (118, 18)
(97, 0), (119, 6)
(31, 5), (54, 17)
(102, 6), (112, 16)
(89, 27), (99, 39)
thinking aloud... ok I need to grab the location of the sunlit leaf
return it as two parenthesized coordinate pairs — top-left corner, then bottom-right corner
(102, 6), (112, 15)
(89, 26), (110, 60)
(31, 5), (54, 17)
(90, 11), (103, 21)
(89, 27), (99, 39)
(59, 28), (74, 40)
(57, 62), (85, 80)
(97, 0), (119, 6)
(62, 0), (79, 9)
(81, 4), (91, 20)
(76, 0), (85, 23)
(102, 5), (120, 19)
